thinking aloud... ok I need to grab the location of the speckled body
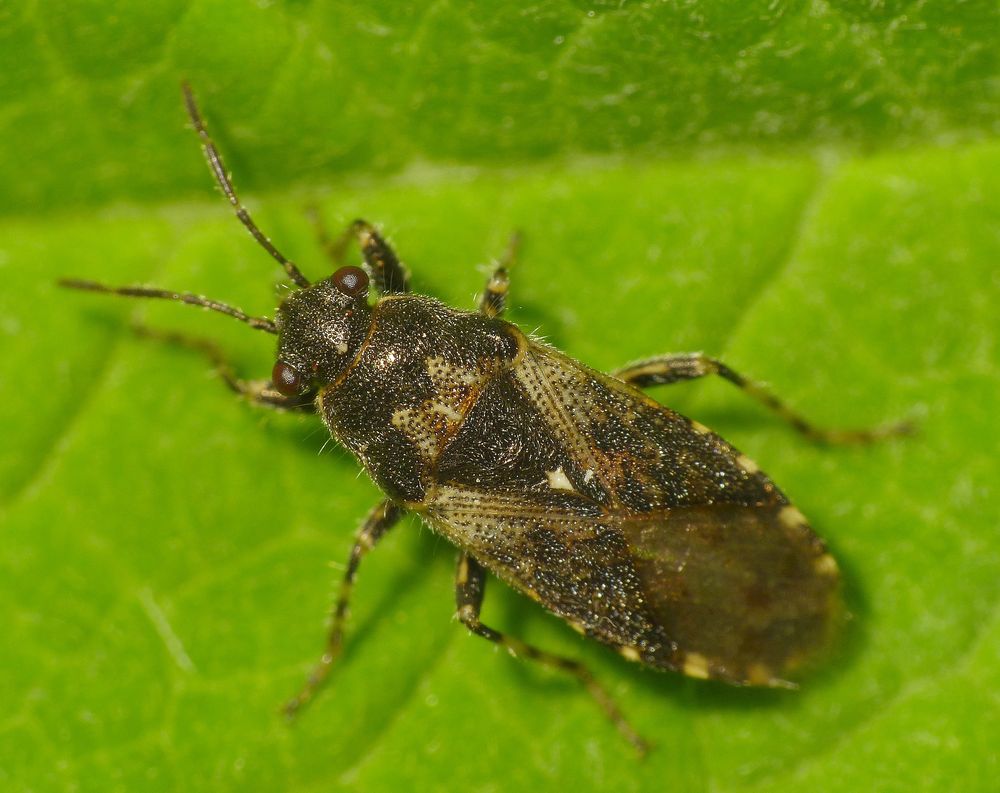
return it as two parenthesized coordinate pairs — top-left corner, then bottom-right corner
(280, 285), (840, 686)
(62, 86), (869, 750)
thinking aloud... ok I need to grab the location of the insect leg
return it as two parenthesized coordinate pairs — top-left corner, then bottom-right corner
(283, 499), (406, 718)
(613, 352), (912, 444)
(477, 232), (521, 318)
(130, 325), (316, 412)
(455, 552), (649, 755)
(308, 216), (409, 295)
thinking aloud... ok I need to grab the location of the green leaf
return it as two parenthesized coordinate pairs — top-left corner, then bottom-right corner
(0, 2), (997, 792)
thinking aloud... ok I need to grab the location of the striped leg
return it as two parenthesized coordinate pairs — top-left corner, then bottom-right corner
(455, 552), (649, 755)
(308, 212), (410, 295)
(478, 232), (521, 318)
(284, 499), (406, 717)
(613, 352), (912, 444)
(131, 325), (315, 412)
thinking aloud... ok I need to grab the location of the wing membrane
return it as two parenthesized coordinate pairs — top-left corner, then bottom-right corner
(425, 341), (841, 684)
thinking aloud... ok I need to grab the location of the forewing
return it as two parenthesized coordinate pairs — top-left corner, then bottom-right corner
(509, 343), (786, 512)
(425, 488), (839, 684)
(427, 340), (842, 685)
(622, 504), (841, 684)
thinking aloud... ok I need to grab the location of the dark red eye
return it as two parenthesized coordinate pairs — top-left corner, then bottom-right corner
(272, 360), (303, 396)
(332, 266), (369, 298)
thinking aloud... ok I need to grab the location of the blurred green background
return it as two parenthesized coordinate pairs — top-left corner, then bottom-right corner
(0, 2), (997, 791)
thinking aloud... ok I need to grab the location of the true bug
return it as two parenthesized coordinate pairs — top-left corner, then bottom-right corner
(61, 85), (908, 754)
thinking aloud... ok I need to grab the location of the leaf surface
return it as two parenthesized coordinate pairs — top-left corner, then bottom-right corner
(0, 2), (997, 791)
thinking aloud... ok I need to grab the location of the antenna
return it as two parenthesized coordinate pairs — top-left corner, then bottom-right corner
(58, 279), (278, 334)
(182, 81), (310, 288)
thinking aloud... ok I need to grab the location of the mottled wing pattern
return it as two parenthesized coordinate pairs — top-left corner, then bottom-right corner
(425, 342), (841, 686)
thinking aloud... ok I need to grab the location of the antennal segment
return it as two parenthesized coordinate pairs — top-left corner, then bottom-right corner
(58, 278), (278, 334)
(182, 82), (311, 289)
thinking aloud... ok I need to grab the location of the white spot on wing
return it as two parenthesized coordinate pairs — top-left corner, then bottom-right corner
(814, 553), (839, 576)
(619, 646), (641, 662)
(736, 454), (759, 474)
(779, 505), (808, 531)
(545, 466), (575, 492)
(690, 420), (712, 436)
(683, 652), (710, 679)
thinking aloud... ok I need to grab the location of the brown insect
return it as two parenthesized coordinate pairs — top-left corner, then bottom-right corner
(61, 85), (908, 754)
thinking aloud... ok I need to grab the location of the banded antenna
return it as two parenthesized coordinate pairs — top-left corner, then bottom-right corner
(57, 279), (278, 334)
(58, 83), (322, 334)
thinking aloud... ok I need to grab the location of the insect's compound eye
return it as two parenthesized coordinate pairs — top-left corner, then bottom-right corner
(272, 360), (304, 396)
(332, 266), (369, 298)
